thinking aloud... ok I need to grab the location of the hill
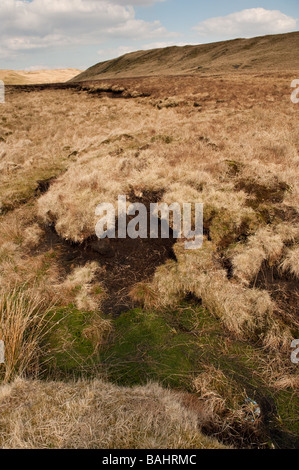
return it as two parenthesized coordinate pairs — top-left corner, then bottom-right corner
(0, 68), (81, 85)
(71, 31), (299, 82)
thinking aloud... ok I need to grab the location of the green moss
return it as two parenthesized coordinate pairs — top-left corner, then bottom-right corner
(43, 301), (298, 444)
(100, 305), (268, 395)
(99, 304), (265, 396)
(275, 390), (299, 436)
(0, 164), (66, 212)
(45, 306), (97, 376)
(101, 308), (198, 388)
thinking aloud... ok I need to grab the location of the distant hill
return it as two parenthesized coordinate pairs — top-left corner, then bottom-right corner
(71, 31), (299, 82)
(0, 69), (81, 85)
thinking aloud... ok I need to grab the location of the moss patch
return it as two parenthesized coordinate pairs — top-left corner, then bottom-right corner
(101, 308), (198, 388)
(45, 306), (98, 376)
(43, 301), (299, 447)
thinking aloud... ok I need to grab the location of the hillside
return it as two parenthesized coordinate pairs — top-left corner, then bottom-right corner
(71, 31), (299, 82)
(0, 69), (81, 85)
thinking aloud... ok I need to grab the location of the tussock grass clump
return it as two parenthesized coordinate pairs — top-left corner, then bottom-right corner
(231, 225), (299, 285)
(22, 223), (44, 249)
(273, 374), (299, 391)
(280, 246), (299, 279)
(196, 277), (290, 351)
(0, 378), (226, 449)
(57, 261), (106, 311)
(143, 241), (292, 350)
(191, 366), (264, 448)
(0, 288), (52, 383)
(129, 282), (158, 309)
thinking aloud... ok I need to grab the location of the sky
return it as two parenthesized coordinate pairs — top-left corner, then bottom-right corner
(0, 0), (298, 71)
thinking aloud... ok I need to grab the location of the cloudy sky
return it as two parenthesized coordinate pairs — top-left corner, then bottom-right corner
(0, 0), (298, 70)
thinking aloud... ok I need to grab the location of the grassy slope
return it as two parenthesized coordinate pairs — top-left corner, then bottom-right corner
(71, 31), (299, 82)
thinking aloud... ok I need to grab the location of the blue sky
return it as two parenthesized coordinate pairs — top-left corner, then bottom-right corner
(0, 0), (298, 71)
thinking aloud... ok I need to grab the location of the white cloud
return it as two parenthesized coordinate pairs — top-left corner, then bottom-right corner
(194, 8), (298, 39)
(97, 45), (137, 59)
(106, 19), (172, 38)
(0, 0), (173, 59)
(110, 0), (165, 4)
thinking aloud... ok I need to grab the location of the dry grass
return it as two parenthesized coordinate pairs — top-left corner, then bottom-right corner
(0, 288), (52, 383)
(0, 378), (227, 449)
(232, 224), (299, 284)
(144, 241), (292, 350)
(189, 366), (265, 448)
(0, 68), (298, 448)
(2, 75), (298, 351)
(280, 246), (299, 279)
(57, 262), (106, 311)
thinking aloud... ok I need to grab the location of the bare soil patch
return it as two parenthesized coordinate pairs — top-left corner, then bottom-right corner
(34, 190), (176, 314)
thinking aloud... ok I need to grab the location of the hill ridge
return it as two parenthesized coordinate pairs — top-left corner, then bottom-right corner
(71, 31), (299, 82)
